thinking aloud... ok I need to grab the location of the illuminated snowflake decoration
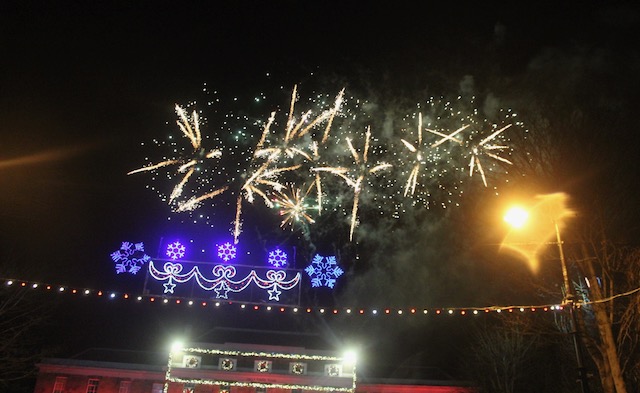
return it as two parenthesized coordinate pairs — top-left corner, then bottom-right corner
(110, 241), (150, 275)
(217, 242), (237, 262)
(268, 248), (288, 268)
(304, 254), (344, 288)
(166, 241), (186, 260)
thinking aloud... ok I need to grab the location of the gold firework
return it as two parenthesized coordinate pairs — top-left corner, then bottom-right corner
(128, 105), (225, 207)
(273, 185), (317, 229)
(314, 126), (391, 241)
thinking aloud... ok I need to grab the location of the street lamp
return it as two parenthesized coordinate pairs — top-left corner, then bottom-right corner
(503, 206), (590, 393)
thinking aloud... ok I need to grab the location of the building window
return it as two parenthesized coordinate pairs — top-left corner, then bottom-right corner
(52, 376), (67, 393)
(86, 379), (100, 393)
(151, 383), (164, 393)
(118, 381), (131, 393)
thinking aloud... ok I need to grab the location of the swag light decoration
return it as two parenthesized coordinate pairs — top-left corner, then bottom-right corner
(117, 238), (343, 301)
(148, 261), (301, 301)
(146, 241), (302, 301)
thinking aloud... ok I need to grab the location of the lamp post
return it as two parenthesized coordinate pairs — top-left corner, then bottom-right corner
(504, 207), (590, 393)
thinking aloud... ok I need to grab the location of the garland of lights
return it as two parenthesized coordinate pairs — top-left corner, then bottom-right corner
(165, 377), (355, 393)
(181, 347), (342, 361)
(148, 261), (301, 301)
(9, 277), (620, 316)
(165, 346), (356, 393)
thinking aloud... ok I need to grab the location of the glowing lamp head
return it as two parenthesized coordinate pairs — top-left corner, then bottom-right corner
(342, 350), (357, 366)
(170, 341), (184, 352)
(504, 206), (529, 229)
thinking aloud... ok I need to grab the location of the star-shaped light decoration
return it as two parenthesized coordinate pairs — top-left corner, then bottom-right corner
(268, 287), (282, 301)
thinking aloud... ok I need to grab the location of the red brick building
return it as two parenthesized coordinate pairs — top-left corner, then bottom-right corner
(33, 343), (476, 393)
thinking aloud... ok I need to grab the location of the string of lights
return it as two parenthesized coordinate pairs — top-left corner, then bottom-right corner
(6, 277), (638, 316)
(6, 276), (618, 316)
(180, 347), (342, 361)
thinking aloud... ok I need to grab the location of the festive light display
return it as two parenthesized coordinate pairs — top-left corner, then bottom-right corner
(268, 248), (288, 268)
(305, 254), (344, 288)
(148, 261), (301, 301)
(110, 242), (150, 274)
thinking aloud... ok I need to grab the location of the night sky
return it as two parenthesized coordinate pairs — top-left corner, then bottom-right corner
(1, 0), (640, 382)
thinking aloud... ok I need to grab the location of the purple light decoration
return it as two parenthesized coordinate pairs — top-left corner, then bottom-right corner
(305, 254), (344, 288)
(217, 242), (237, 262)
(166, 241), (186, 260)
(267, 248), (288, 268)
(110, 242), (150, 275)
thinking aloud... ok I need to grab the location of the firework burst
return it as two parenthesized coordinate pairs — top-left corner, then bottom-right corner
(254, 85), (344, 164)
(131, 85), (525, 244)
(466, 124), (513, 187)
(272, 184), (317, 229)
(314, 126), (392, 241)
(128, 105), (226, 210)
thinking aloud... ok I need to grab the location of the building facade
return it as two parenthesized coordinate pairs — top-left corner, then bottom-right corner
(33, 343), (476, 393)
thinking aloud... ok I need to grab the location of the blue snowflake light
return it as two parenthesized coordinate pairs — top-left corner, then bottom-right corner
(110, 242), (150, 275)
(268, 248), (288, 268)
(166, 241), (186, 260)
(217, 242), (237, 262)
(304, 254), (344, 288)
